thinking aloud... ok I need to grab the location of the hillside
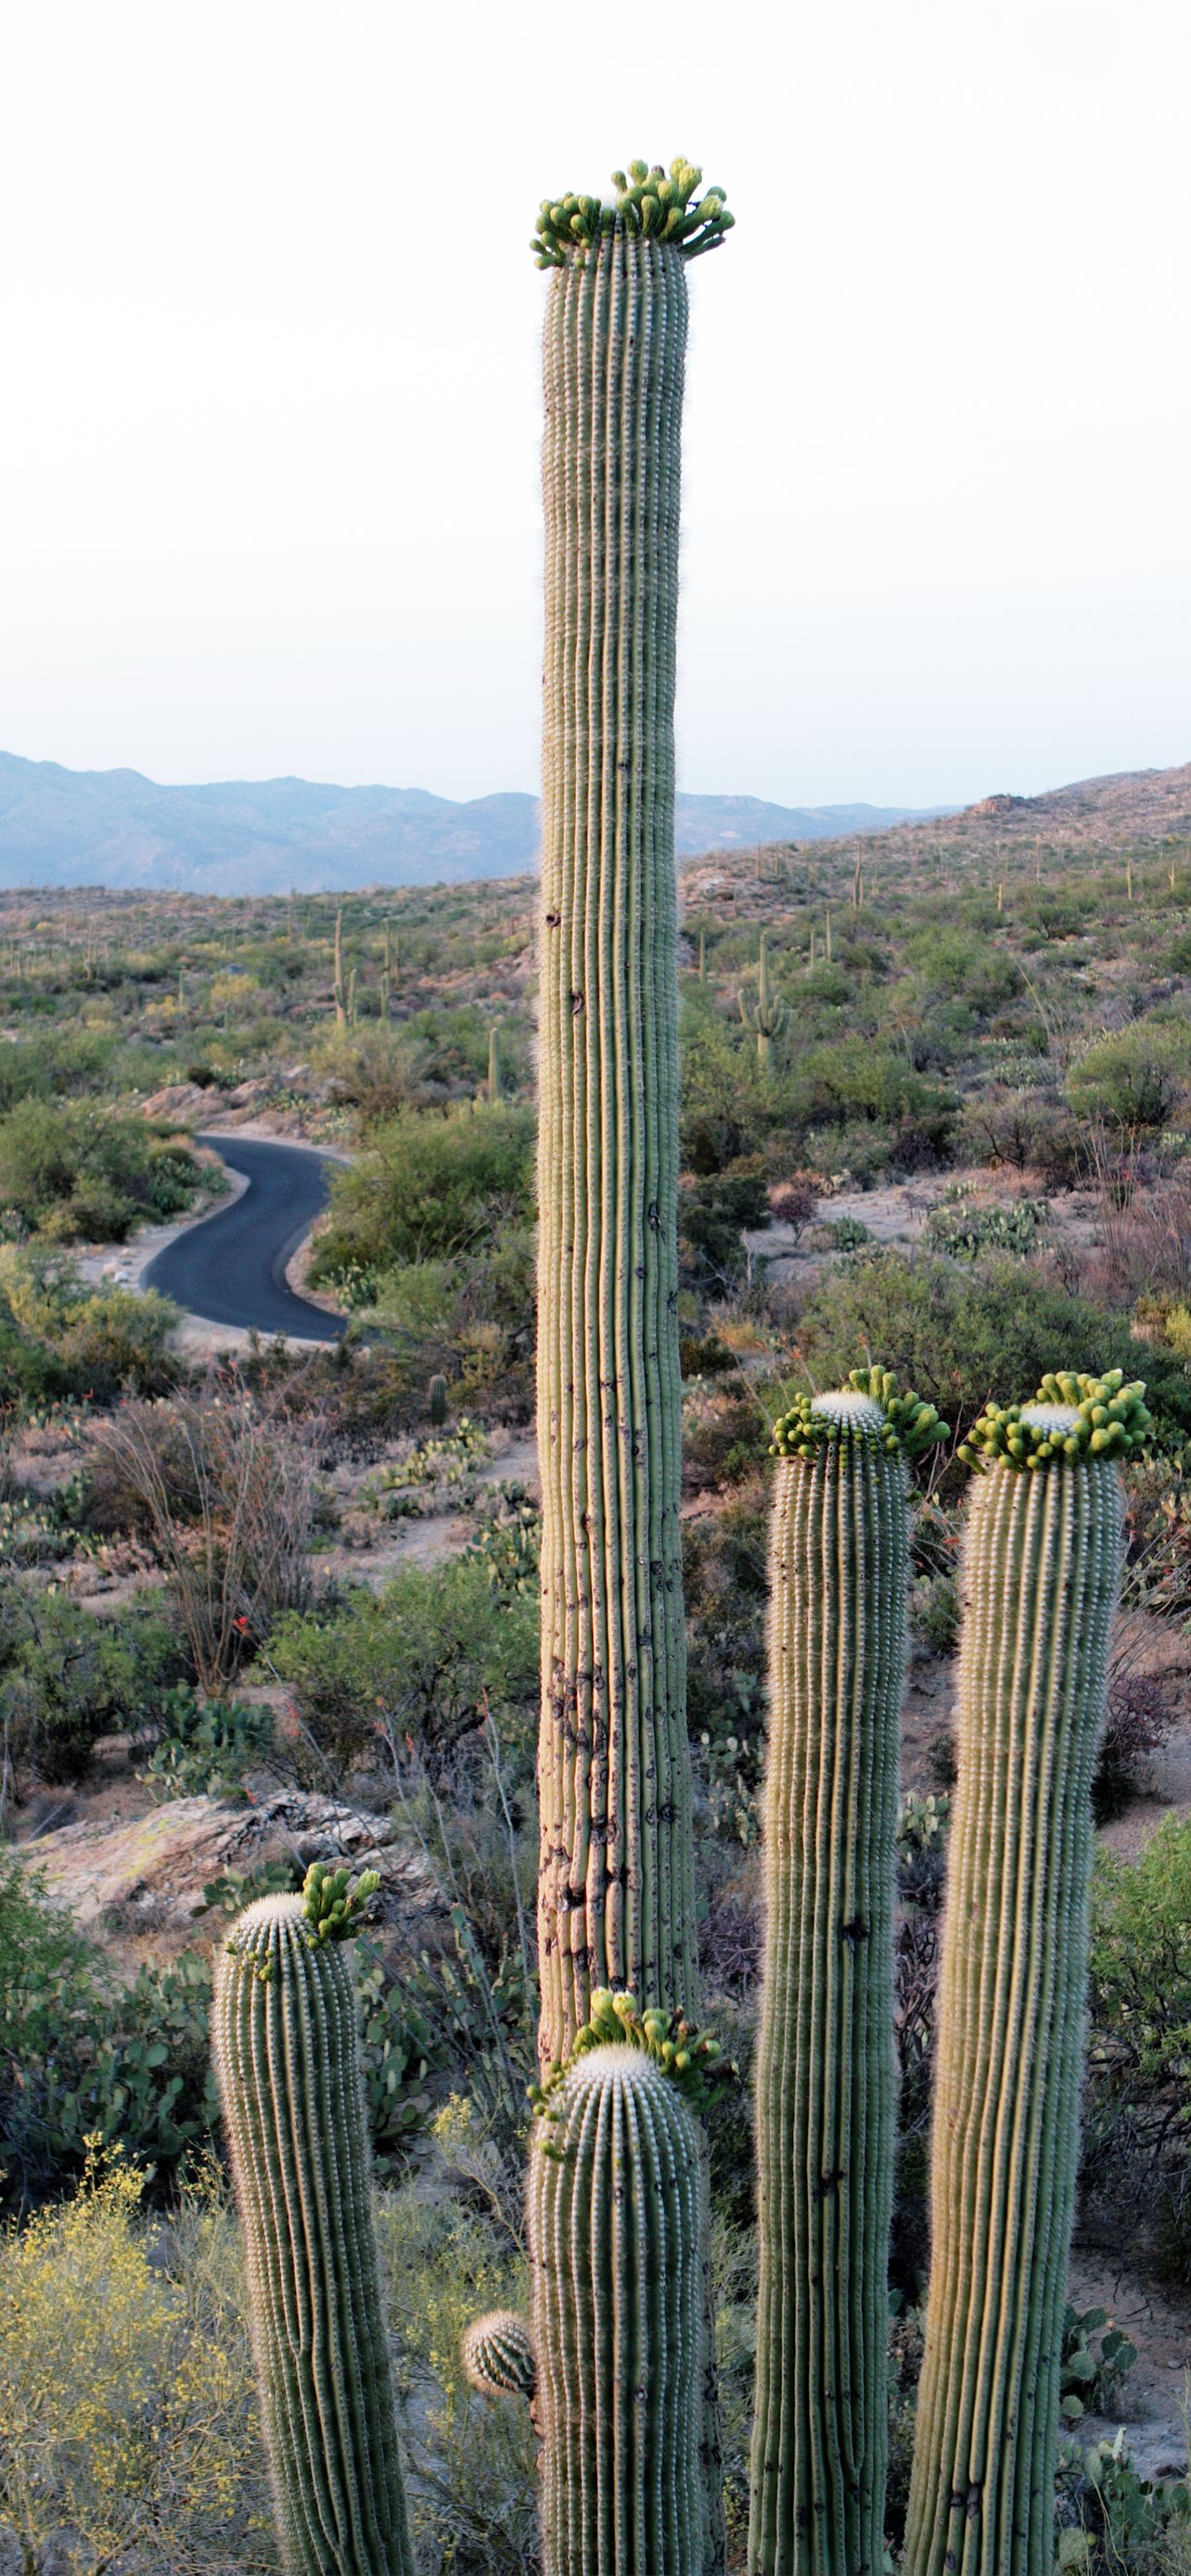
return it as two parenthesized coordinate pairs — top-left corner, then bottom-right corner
(0, 752), (939, 894)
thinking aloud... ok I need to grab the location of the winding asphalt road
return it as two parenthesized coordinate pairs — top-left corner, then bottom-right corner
(142, 1135), (348, 1342)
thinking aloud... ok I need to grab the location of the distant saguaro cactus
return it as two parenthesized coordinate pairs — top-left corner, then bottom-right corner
(903, 1371), (1151, 2576)
(528, 1992), (724, 2576)
(532, 159), (733, 2065)
(487, 1023), (502, 1104)
(738, 932), (789, 1072)
(428, 1371), (448, 1427)
(211, 1865), (413, 2576)
(332, 909), (348, 1025)
(749, 1373), (945, 2576)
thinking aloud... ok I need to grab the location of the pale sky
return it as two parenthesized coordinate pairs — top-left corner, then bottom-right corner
(2, 0), (1187, 810)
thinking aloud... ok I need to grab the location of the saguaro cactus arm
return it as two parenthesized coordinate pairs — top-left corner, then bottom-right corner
(904, 1372), (1150, 2576)
(211, 1866), (412, 2576)
(528, 1998), (719, 2576)
(533, 161), (734, 2068)
(749, 1374), (944, 2576)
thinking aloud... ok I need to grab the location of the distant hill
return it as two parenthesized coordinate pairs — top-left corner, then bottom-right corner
(0, 753), (942, 893)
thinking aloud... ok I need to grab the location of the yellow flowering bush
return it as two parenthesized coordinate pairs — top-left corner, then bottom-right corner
(0, 2143), (275, 2573)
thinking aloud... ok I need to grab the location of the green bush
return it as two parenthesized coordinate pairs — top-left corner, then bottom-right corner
(0, 1246), (179, 1406)
(1086, 1821), (1191, 2273)
(0, 1583), (186, 1784)
(797, 1249), (1191, 1446)
(138, 1687), (276, 1800)
(1067, 1020), (1191, 1132)
(0, 1100), (202, 1242)
(268, 1552), (538, 1779)
(309, 1102), (535, 1284)
(678, 1158), (770, 1292)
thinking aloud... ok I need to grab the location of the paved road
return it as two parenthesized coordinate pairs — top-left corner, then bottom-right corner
(142, 1135), (348, 1342)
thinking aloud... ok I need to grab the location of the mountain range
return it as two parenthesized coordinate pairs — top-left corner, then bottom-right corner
(0, 753), (943, 894)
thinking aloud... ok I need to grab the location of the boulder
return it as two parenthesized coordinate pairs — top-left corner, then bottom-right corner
(17, 1791), (432, 1945)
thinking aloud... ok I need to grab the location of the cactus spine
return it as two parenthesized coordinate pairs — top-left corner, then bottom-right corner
(211, 1867), (413, 2576)
(738, 932), (790, 1072)
(533, 161), (732, 2063)
(528, 1997), (721, 2576)
(903, 1372), (1151, 2576)
(749, 1376), (945, 2576)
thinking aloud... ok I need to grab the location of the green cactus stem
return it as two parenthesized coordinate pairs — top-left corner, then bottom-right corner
(749, 1373), (945, 2576)
(460, 2310), (537, 2402)
(533, 160), (732, 2067)
(211, 1865), (412, 2576)
(738, 932), (790, 1073)
(903, 1372), (1150, 2576)
(428, 1371), (447, 1427)
(528, 2000), (711, 2576)
(487, 1023), (502, 1104)
(332, 909), (347, 1025)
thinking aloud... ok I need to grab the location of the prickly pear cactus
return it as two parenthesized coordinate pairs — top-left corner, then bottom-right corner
(903, 1372), (1151, 2576)
(211, 1864), (413, 2576)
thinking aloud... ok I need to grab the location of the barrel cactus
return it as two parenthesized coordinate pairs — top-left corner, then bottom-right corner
(528, 1991), (724, 2576)
(211, 1863), (414, 2576)
(460, 2310), (537, 2403)
(738, 933), (790, 1072)
(903, 1371), (1151, 2576)
(749, 1373), (945, 2576)
(532, 159), (733, 2065)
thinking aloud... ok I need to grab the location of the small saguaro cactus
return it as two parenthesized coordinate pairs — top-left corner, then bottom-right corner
(487, 1022), (502, 1104)
(528, 1991), (724, 2576)
(903, 1371), (1152, 2576)
(738, 932), (790, 1072)
(332, 909), (348, 1024)
(428, 1371), (448, 1427)
(211, 1863), (414, 2576)
(460, 2310), (537, 2402)
(749, 1371), (946, 2576)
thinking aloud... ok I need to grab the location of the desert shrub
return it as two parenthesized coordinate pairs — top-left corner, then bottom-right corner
(678, 1158), (770, 1293)
(679, 1002), (768, 1174)
(268, 1553), (538, 1780)
(909, 1572), (959, 1658)
(0, 1099), (202, 1242)
(768, 1173), (819, 1235)
(797, 1250), (1191, 1447)
(1067, 1021), (1191, 1133)
(0, 2145), (276, 2573)
(309, 1102), (534, 1285)
(1086, 1822), (1191, 2275)
(90, 1396), (314, 1690)
(1093, 1664), (1176, 1822)
(903, 927), (1021, 1010)
(788, 1040), (957, 1167)
(363, 1225), (536, 1406)
(378, 2162), (537, 2576)
(0, 1583), (186, 1786)
(0, 1247), (179, 1406)
(682, 1384), (770, 1492)
(683, 1495), (767, 1760)
(963, 1085), (1088, 1181)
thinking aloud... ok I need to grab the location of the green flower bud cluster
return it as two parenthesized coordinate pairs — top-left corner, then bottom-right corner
(770, 1366), (948, 1463)
(958, 1370), (1151, 1471)
(529, 1987), (728, 2123)
(531, 158), (734, 267)
(301, 1858), (381, 1945)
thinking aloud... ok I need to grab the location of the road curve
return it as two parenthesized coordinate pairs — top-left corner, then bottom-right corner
(142, 1134), (348, 1342)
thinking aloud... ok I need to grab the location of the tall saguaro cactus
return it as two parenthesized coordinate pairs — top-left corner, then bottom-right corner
(211, 1866), (414, 2576)
(528, 1993), (724, 2576)
(903, 1372), (1151, 2576)
(532, 161), (733, 2066)
(739, 933), (790, 1073)
(749, 1374), (944, 2576)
